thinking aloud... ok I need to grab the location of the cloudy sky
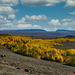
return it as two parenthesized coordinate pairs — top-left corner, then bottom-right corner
(0, 0), (75, 31)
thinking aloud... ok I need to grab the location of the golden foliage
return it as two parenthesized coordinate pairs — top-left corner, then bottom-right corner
(0, 35), (75, 66)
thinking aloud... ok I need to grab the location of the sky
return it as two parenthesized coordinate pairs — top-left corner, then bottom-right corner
(0, 0), (75, 31)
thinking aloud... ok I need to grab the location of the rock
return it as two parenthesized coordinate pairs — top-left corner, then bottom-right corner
(4, 55), (6, 57)
(16, 67), (20, 70)
(25, 69), (29, 72)
(29, 67), (36, 74)
(0, 55), (6, 58)
(1, 55), (4, 57)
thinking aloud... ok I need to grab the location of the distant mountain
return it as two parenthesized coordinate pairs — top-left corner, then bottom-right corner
(0, 29), (75, 37)
(0, 29), (46, 32)
(56, 29), (75, 32)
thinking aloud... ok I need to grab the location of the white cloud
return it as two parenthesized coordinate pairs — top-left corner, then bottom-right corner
(48, 18), (75, 30)
(48, 19), (61, 25)
(69, 20), (75, 26)
(62, 18), (75, 27)
(62, 18), (72, 22)
(62, 19), (75, 29)
(16, 15), (43, 29)
(65, 0), (75, 8)
(43, 28), (51, 31)
(33, 25), (41, 28)
(0, 0), (19, 6)
(69, 11), (75, 15)
(17, 17), (26, 23)
(0, 17), (9, 24)
(8, 14), (15, 20)
(62, 20), (75, 30)
(17, 24), (42, 29)
(62, 18), (75, 30)
(62, 22), (69, 26)
(0, 15), (4, 19)
(21, 0), (75, 8)
(16, 15), (48, 30)
(21, 0), (66, 7)
(0, 6), (18, 15)
(25, 15), (47, 20)
(18, 24), (32, 28)
(0, 16), (13, 27)
(3, 22), (13, 26)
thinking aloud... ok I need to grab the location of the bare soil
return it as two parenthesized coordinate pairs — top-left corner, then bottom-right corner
(0, 45), (75, 75)
(54, 41), (75, 49)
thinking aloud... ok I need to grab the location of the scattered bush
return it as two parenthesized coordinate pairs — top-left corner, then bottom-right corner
(0, 35), (75, 66)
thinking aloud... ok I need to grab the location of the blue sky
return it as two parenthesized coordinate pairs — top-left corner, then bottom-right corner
(0, 0), (75, 31)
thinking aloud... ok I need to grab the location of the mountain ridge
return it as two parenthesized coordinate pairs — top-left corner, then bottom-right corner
(56, 29), (75, 32)
(0, 29), (46, 32)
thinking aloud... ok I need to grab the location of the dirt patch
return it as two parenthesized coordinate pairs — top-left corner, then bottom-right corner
(0, 45), (75, 75)
(54, 41), (75, 49)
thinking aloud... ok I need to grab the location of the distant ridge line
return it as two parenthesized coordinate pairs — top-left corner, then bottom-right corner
(56, 29), (75, 32)
(0, 29), (46, 32)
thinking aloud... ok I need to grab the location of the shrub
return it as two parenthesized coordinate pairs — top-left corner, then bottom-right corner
(65, 56), (75, 66)
(0, 35), (75, 66)
(55, 55), (64, 62)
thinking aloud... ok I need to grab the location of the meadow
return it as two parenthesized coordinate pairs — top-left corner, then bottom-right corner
(0, 35), (75, 66)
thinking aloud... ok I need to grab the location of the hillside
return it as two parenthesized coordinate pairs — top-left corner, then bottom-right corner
(0, 45), (75, 75)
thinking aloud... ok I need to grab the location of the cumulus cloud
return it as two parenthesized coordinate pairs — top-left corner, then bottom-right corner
(62, 20), (75, 30)
(3, 22), (13, 26)
(16, 15), (48, 30)
(0, 15), (4, 19)
(18, 24), (32, 28)
(8, 14), (15, 20)
(48, 19), (61, 25)
(62, 18), (72, 22)
(48, 18), (75, 30)
(0, 15), (13, 27)
(25, 15), (47, 20)
(62, 22), (69, 26)
(64, 0), (75, 8)
(0, 15), (75, 31)
(0, 0), (19, 15)
(0, 0), (19, 6)
(33, 25), (41, 28)
(62, 18), (75, 26)
(21, 0), (66, 7)
(17, 24), (42, 29)
(69, 11), (75, 15)
(0, 15), (44, 30)
(0, 6), (18, 15)
(17, 17), (26, 23)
